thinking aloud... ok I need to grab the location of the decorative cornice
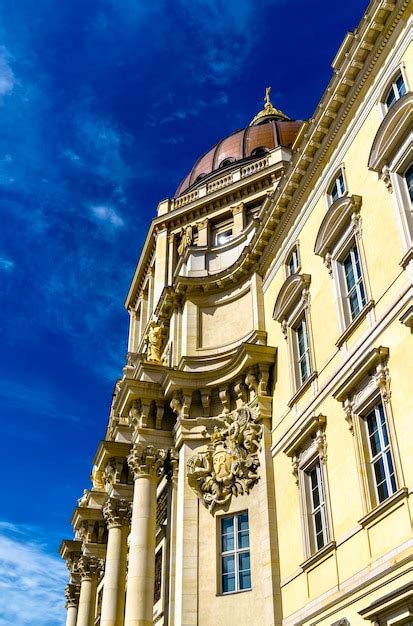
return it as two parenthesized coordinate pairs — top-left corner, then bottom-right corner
(333, 346), (390, 401)
(102, 497), (131, 529)
(368, 91), (413, 171)
(273, 273), (312, 322)
(314, 194), (362, 259)
(127, 444), (167, 480)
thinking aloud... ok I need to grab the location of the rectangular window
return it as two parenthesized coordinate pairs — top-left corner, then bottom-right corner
(330, 172), (346, 203)
(342, 245), (366, 320)
(294, 316), (311, 386)
(365, 402), (397, 504)
(220, 512), (251, 594)
(305, 461), (328, 552)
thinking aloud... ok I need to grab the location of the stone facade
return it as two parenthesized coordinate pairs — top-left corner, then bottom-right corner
(59, 2), (413, 625)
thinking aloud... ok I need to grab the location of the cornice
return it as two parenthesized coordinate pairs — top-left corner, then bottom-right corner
(256, 0), (409, 275)
(93, 440), (132, 468)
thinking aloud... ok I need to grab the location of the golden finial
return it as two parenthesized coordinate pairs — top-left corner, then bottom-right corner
(249, 86), (290, 126)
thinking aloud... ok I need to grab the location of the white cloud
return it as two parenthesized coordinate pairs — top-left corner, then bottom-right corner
(0, 47), (14, 96)
(0, 256), (15, 271)
(0, 522), (66, 626)
(90, 204), (124, 228)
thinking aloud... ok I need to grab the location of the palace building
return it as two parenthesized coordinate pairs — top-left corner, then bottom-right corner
(59, 1), (413, 625)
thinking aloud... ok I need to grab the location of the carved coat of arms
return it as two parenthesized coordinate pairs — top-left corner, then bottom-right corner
(186, 406), (262, 513)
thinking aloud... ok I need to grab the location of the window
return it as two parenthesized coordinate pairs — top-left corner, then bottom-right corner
(404, 163), (413, 205)
(251, 146), (270, 157)
(273, 273), (316, 402)
(328, 170), (346, 204)
(384, 72), (406, 110)
(333, 346), (403, 514)
(293, 315), (311, 386)
(220, 512), (251, 594)
(219, 157), (235, 169)
(364, 401), (397, 504)
(341, 244), (367, 320)
(283, 414), (331, 560)
(212, 218), (234, 246)
(286, 247), (300, 276)
(305, 460), (329, 552)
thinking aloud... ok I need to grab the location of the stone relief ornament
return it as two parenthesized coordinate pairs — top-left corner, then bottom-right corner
(186, 406), (262, 513)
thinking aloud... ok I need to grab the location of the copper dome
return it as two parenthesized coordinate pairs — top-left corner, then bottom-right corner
(175, 117), (302, 197)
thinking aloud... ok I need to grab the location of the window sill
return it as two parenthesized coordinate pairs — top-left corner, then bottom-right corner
(217, 587), (252, 597)
(335, 299), (375, 348)
(400, 246), (413, 270)
(358, 487), (408, 528)
(300, 540), (336, 572)
(287, 371), (318, 408)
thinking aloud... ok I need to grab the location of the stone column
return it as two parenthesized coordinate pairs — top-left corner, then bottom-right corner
(124, 444), (166, 626)
(100, 498), (131, 626)
(65, 584), (80, 626)
(76, 555), (103, 626)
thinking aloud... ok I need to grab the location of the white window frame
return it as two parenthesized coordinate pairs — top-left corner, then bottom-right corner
(327, 169), (347, 206)
(362, 399), (397, 506)
(219, 512), (251, 595)
(293, 314), (312, 387)
(334, 347), (404, 515)
(286, 246), (300, 277)
(338, 241), (367, 322)
(212, 217), (234, 247)
(382, 70), (407, 113)
(304, 458), (329, 553)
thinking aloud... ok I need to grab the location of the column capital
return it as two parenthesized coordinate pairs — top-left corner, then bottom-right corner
(102, 497), (132, 529)
(127, 443), (167, 480)
(77, 555), (104, 581)
(65, 583), (80, 608)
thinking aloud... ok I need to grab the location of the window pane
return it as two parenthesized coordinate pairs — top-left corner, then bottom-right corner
(405, 164), (413, 203)
(237, 513), (249, 532)
(238, 551), (250, 573)
(222, 574), (236, 593)
(238, 530), (249, 549)
(222, 533), (234, 552)
(239, 569), (251, 590)
(396, 74), (406, 97)
(222, 555), (235, 574)
(385, 87), (396, 109)
(344, 255), (355, 290)
(349, 291), (360, 318)
(222, 517), (234, 535)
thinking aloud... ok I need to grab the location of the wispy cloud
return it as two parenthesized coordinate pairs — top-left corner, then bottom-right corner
(0, 521), (66, 626)
(0, 47), (14, 96)
(90, 203), (124, 228)
(0, 256), (14, 271)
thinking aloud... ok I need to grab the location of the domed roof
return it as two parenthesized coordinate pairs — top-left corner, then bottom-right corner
(175, 88), (302, 198)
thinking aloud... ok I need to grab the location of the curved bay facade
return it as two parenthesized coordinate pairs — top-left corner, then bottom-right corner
(60, 2), (413, 625)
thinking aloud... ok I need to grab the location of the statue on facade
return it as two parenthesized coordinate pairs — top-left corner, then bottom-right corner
(144, 320), (165, 363)
(177, 225), (193, 257)
(91, 466), (105, 491)
(187, 406), (262, 513)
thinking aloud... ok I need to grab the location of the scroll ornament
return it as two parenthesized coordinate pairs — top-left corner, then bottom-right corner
(186, 406), (262, 513)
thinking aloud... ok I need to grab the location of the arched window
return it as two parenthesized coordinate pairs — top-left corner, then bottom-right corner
(219, 157), (235, 169)
(383, 72), (406, 111)
(251, 146), (270, 157)
(327, 169), (346, 205)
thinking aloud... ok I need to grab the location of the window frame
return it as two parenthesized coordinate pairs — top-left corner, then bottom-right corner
(327, 168), (347, 206)
(337, 240), (367, 323)
(303, 458), (329, 554)
(333, 347), (404, 515)
(382, 70), (407, 113)
(219, 511), (252, 595)
(285, 242), (301, 278)
(292, 313), (312, 388)
(212, 217), (234, 247)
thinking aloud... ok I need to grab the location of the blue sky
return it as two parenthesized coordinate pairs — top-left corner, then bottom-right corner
(0, 1), (365, 623)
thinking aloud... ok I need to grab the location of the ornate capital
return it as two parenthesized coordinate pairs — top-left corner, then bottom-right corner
(127, 444), (167, 480)
(187, 405), (262, 514)
(77, 555), (104, 580)
(65, 583), (80, 608)
(102, 498), (131, 529)
(65, 553), (81, 577)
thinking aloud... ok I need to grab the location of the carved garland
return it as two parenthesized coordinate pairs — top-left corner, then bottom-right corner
(186, 405), (262, 514)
